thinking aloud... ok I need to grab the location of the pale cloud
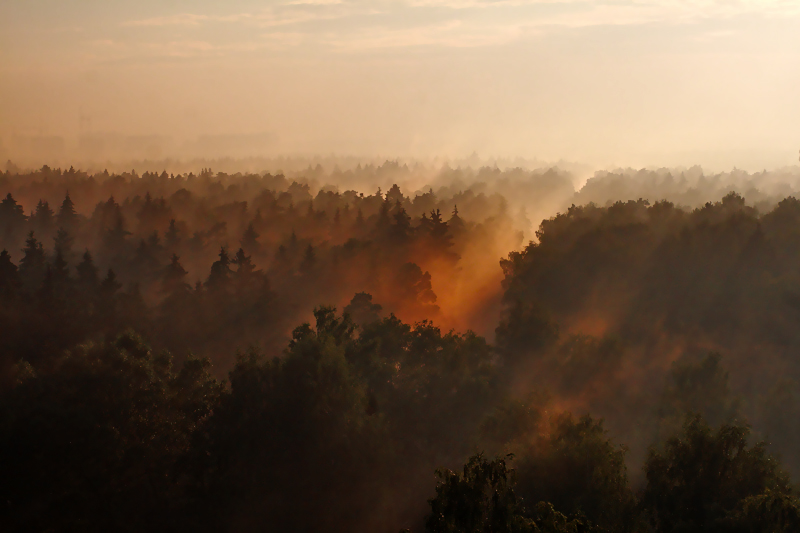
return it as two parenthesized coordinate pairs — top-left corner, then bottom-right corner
(123, 13), (253, 27)
(324, 19), (528, 49)
(118, 0), (800, 57)
(283, 0), (345, 5)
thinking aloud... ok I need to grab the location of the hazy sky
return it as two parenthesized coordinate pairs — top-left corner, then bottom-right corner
(1, 0), (799, 169)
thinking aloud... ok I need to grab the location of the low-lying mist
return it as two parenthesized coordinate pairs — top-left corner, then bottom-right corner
(3, 158), (800, 531)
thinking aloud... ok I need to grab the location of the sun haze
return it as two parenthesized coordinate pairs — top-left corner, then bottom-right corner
(2, 0), (799, 169)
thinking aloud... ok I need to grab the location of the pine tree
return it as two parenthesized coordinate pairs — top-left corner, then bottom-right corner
(429, 209), (452, 249)
(0, 249), (21, 299)
(232, 248), (256, 276)
(99, 268), (122, 297)
(418, 212), (434, 236)
(53, 227), (74, 258)
(386, 183), (404, 204)
(103, 215), (130, 257)
(241, 223), (260, 252)
(31, 200), (55, 236)
(390, 201), (412, 243)
(0, 193), (27, 234)
(207, 247), (231, 291)
(300, 244), (316, 273)
(97, 268), (122, 335)
(52, 247), (70, 285)
(56, 191), (78, 230)
(76, 250), (99, 289)
(449, 204), (465, 234)
(162, 253), (190, 295)
(18, 231), (46, 291)
(376, 198), (391, 233)
(165, 219), (180, 250)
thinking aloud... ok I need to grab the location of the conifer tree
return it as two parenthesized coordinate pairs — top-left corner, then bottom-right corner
(31, 200), (55, 236)
(300, 244), (316, 273)
(53, 228), (74, 258)
(390, 201), (412, 244)
(449, 204), (465, 233)
(232, 247), (256, 276)
(241, 223), (260, 252)
(163, 253), (190, 295)
(0, 193), (27, 234)
(0, 249), (20, 299)
(207, 247), (231, 291)
(429, 208), (453, 249)
(99, 268), (122, 298)
(76, 250), (99, 289)
(165, 219), (181, 250)
(56, 191), (78, 230)
(52, 247), (70, 286)
(18, 231), (46, 291)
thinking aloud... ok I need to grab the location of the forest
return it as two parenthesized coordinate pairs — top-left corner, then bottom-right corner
(3, 161), (800, 532)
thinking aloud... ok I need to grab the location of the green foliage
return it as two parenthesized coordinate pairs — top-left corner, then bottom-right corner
(657, 352), (741, 439)
(495, 299), (559, 367)
(200, 307), (383, 531)
(425, 453), (590, 533)
(724, 489), (800, 533)
(480, 393), (548, 454)
(642, 415), (790, 532)
(0, 331), (223, 531)
(514, 414), (636, 532)
(426, 453), (534, 533)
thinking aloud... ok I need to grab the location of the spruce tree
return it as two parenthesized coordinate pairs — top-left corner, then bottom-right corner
(0, 249), (20, 299)
(18, 231), (46, 291)
(31, 200), (55, 236)
(76, 250), (99, 289)
(241, 223), (260, 252)
(206, 247), (231, 291)
(56, 191), (78, 230)
(0, 193), (27, 233)
(165, 219), (180, 250)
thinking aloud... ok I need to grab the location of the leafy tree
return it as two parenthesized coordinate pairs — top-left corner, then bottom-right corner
(200, 307), (382, 531)
(642, 415), (791, 532)
(724, 489), (800, 532)
(657, 352), (741, 440)
(495, 300), (559, 368)
(425, 452), (588, 533)
(426, 453), (535, 533)
(344, 291), (383, 327)
(514, 414), (636, 532)
(0, 332), (223, 531)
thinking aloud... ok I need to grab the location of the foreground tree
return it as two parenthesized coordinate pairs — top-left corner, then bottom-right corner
(642, 415), (794, 532)
(0, 332), (223, 532)
(424, 452), (588, 533)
